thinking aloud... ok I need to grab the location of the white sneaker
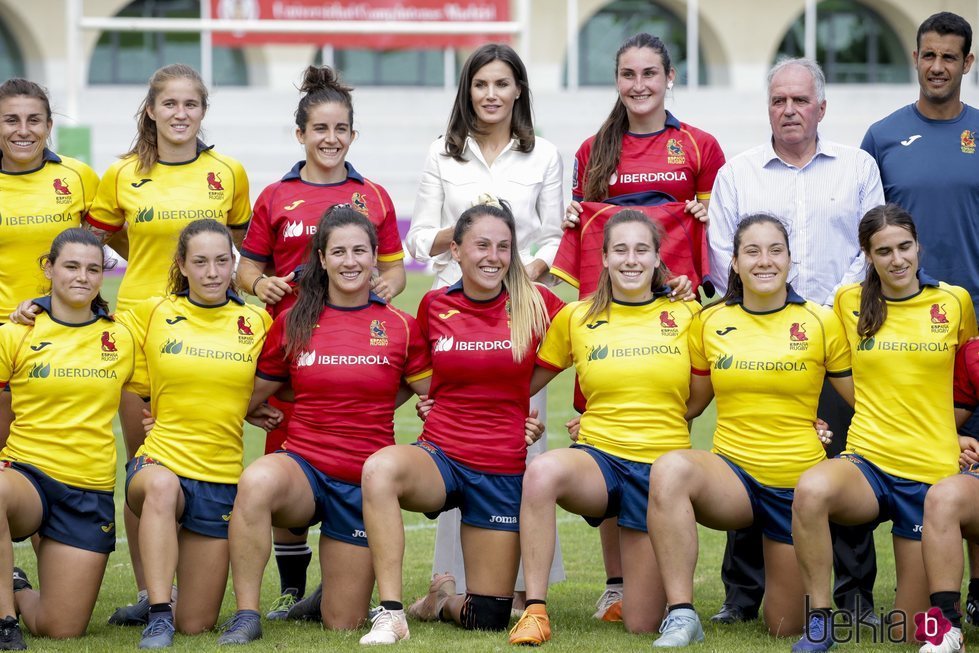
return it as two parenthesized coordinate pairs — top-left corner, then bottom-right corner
(919, 627), (964, 653)
(593, 586), (623, 621)
(359, 607), (410, 645)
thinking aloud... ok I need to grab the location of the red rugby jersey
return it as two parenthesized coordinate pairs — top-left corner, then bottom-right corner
(954, 338), (979, 411)
(256, 297), (431, 484)
(417, 282), (564, 474)
(551, 201), (707, 295)
(241, 161), (404, 318)
(572, 112), (724, 205)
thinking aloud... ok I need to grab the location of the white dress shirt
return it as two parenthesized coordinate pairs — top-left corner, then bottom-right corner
(406, 135), (564, 289)
(707, 138), (884, 306)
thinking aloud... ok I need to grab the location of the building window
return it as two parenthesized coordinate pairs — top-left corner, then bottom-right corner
(572, 0), (706, 86)
(777, 0), (910, 83)
(315, 48), (445, 87)
(89, 0), (248, 86)
(0, 17), (25, 81)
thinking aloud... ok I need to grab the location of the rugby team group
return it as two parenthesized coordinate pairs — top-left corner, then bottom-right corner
(2, 6), (979, 653)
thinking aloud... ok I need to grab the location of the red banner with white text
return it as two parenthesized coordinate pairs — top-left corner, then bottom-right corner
(211, 0), (511, 47)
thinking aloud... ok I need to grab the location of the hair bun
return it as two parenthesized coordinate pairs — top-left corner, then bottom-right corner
(299, 65), (352, 95)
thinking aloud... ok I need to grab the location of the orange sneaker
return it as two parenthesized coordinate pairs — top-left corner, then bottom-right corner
(508, 604), (551, 646)
(407, 573), (456, 622)
(593, 587), (623, 622)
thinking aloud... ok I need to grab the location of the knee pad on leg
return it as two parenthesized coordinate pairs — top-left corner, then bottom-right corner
(459, 593), (513, 631)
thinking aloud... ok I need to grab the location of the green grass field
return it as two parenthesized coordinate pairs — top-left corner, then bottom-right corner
(11, 273), (921, 651)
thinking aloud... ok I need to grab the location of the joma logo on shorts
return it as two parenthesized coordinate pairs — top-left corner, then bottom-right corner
(489, 515), (517, 524)
(351, 529), (367, 538)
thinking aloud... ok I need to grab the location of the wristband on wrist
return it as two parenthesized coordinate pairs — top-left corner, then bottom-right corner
(251, 274), (268, 296)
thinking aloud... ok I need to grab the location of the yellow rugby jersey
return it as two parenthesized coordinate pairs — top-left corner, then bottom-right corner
(86, 145), (250, 311)
(0, 150), (99, 317)
(0, 298), (147, 491)
(537, 295), (699, 463)
(835, 276), (977, 485)
(118, 292), (271, 484)
(690, 288), (851, 488)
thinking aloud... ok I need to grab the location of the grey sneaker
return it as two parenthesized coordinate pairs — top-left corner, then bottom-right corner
(265, 593), (297, 621)
(0, 616), (26, 651)
(217, 610), (262, 646)
(285, 584), (322, 622)
(110, 594), (150, 627)
(652, 608), (704, 648)
(138, 614), (175, 649)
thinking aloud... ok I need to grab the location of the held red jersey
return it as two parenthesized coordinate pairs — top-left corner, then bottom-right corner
(954, 339), (979, 411)
(256, 297), (431, 484)
(241, 162), (405, 318)
(551, 201), (708, 295)
(572, 112), (724, 205)
(417, 282), (564, 474)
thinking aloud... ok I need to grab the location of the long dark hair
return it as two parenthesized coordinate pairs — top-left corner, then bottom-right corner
(167, 219), (236, 296)
(583, 210), (670, 323)
(720, 214), (791, 305)
(857, 204), (919, 338)
(444, 43), (535, 161)
(583, 33), (672, 202)
(285, 206), (378, 357)
(40, 228), (110, 315)
(453, 199), (548, 361)
(295, 64), (354, 131)
(126, 64), (209, 174)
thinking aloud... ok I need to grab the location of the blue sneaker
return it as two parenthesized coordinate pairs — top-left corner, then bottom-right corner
(217, 610), (262, 645)
(285, 584), (322, 622)
(138, 614), (175, 649)
(652, 608), (704, 647)
(791, 612), (835, 652)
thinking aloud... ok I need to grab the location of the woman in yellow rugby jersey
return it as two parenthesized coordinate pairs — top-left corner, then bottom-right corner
(646, 214), (852, 648)
(119, 219), (271, 649)
(84, 63), (250, 626)
(507, 210), (701, 646)
(0, 228), (145, 650)
(792, 204), (977, 652)
(0, 78), (99, 441)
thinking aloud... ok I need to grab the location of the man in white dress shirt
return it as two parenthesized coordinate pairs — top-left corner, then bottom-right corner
(705, 57), (884, 626)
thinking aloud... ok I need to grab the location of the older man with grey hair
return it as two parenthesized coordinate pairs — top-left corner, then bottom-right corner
(704, 57), (884, 628)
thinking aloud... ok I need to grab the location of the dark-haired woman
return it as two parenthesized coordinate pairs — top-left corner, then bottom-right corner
(405, 41), (565, 604)
(83, 64), (251, 627)
(119, 220), (271, 649)
(0, 229), (145, 649)
(792, 204), (977, 651)
(563, 34), (724, 618)
(360, 201), (563, 645)
(237, 65), (406, 619)
(0, 78), (99, 444)
(217, 207), (430, 644)
(508, 211), (702, 646)
(647, 215), (852, 648)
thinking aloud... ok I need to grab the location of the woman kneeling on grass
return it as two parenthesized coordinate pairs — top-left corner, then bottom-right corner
(507, 210), (703, 645)
(647, 214), (852, 648)
(215, 207), (431, 644)
(121, 220), (272, 649)
(792, 204), (977, 652)
(359, 200), (563, 645)
(0, 229), (146, 650)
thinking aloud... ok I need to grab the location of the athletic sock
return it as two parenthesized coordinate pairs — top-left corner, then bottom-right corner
(969, 578), (979, 599)
(148, 603), (172, 620)
(605, 577), (623, 587)
(931, 591), (963, 629)
(380, 601), (403, 612)
(668, 603), (694, 613)
(273, 541), (312, 597)
(525, 599), (546, 608)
